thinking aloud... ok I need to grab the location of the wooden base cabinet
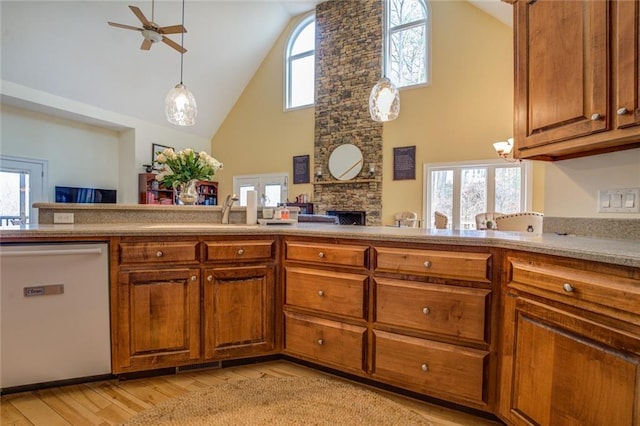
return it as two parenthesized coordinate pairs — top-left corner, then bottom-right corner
(498, 253), (640, 425)
(203, 265), (275, 359)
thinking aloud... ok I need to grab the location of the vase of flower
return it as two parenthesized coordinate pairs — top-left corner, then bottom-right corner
(177, 179), (199, 205)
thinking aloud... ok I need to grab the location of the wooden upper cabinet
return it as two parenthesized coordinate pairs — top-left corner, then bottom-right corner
(510, 0), (640, 160)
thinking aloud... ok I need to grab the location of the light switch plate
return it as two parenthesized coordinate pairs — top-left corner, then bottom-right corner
(53, 212), (74, 224)
(597, 188), (640, 213)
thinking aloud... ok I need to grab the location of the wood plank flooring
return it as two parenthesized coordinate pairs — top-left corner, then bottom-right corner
(1, 360), (502, 425)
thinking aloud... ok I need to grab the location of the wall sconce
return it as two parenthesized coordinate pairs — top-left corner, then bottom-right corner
(315, 167), (323, 180)
(368, 164), (376, 178)
(493, 137), (521, 162)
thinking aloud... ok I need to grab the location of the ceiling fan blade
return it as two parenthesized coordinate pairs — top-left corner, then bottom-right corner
(141, 38), (153, 50)
(108, 22), (143, 31)
(158, 24), (186, 35)
(162, 36), (186, 54)
(129, 5), (151, 27)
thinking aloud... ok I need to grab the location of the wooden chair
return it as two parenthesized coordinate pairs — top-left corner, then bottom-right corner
(475, 212), (504, 230)
(394, 211), (419, 228)
(434, 211), (448, 229)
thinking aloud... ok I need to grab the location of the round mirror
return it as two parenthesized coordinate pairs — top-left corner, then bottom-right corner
(328, 144), (363, 181)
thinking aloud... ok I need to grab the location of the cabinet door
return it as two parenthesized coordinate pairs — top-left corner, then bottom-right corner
(114, 268), (201, 373)
(614, 0), (640, 130)
(203, 265), (275, 359)
(514, 0), (609, 151)
(505, 297), (640, 426)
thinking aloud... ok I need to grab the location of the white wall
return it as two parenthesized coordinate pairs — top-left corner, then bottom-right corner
(543, 148), (640, 218)
(1, 81), (211, 204)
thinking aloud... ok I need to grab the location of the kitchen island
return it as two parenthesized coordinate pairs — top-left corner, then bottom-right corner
(1, 205), (639, 425)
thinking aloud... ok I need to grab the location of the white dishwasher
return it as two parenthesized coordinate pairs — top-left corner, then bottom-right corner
(0, 242), (111, 391)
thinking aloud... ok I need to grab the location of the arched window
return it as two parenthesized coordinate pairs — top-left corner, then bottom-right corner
(285, 14), (315, 109)
(386, 0), (429, 88)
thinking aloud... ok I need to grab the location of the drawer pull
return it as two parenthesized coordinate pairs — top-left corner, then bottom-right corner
(156, 251), (163, 257)
(617, 107), (628, 116)
(422, 307), (430, 315)
(423, 260), (431, 268)
(318, 252), (325, 258)
(191, 275), (197, 281)
(591, 113), (601, 121)
(317, 339), (324, 346)
(562, 283), (574, 293)
(207, 275), (213, 282)
(318, 290), (325, 297)
(421, 363), (429, 372)
(237, 249), (245, 255)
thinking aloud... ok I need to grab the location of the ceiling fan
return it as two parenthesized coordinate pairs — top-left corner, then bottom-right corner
(108, 1), (187, 53)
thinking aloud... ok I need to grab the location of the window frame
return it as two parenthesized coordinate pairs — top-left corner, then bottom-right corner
(284, 12), (316, 111)
(385, 0), (431, 89)
(233, 172), (289, 207)
(423, 159), (533, 230)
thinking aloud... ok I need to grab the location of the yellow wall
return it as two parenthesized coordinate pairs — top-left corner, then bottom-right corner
(211, 3), (536, 223)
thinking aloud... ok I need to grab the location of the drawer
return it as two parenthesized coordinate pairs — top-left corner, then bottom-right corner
(286, 242), (368, 268)
(375, 247), (490, 283)
(372, 330), (488, 404)
(284, 311), (366, 372)
(119, 241), (199, 264)
(509, 257), (640, 318)
(204, 240), (274, 262)
(375, 278), (490, 342)
(285, 267), (367, 319)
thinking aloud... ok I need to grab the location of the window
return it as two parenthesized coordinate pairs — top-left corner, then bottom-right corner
(0, 155), (48, 226)
(424, 160), (532, 230)
(285, 14), (315, 109)
(233, 173), (289, 207)
(386, 0), (429, 88)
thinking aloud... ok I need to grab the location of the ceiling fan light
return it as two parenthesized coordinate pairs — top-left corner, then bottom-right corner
(165, 83), (197, 126)
(369, 77), (400, 122)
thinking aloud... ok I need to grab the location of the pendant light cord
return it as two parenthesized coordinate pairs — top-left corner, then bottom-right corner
(380, 0), (386, 78)
(179, 0), (185, 84)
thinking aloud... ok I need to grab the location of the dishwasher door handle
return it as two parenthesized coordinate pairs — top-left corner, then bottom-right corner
(0, 248), (104, 257)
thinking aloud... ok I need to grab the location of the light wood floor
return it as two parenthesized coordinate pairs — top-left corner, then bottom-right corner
(1, 360), (502, 425)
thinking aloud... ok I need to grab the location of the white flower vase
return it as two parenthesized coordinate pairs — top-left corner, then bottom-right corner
(178, 179), (199, 205)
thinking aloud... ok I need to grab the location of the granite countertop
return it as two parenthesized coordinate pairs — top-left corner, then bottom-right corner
(1, 222), (639, 268)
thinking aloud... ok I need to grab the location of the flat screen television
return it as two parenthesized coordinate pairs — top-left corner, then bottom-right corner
(55, 186), (117, 204)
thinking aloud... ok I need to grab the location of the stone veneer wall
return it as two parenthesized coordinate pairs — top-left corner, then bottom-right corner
(314, 0), (383, 226)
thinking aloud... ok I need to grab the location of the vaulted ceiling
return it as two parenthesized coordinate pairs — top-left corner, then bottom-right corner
(0, 1), (512, 139)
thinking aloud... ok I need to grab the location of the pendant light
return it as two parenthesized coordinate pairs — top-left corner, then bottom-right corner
(369, 0), (400, 122)
(165, 0), (197, 126)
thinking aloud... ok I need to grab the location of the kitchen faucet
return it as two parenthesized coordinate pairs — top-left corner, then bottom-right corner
(221, 193), (239, 224)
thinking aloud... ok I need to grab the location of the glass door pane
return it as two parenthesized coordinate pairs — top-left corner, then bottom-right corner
(430, 169), (453, 228)
(461, 168), (487, 230)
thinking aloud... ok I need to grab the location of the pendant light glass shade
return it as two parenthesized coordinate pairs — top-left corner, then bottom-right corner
(369, 0), (399, 122)
(369, 76), (400, 122)
(165, 0), (197, 126)
(165, 83), (197, 126)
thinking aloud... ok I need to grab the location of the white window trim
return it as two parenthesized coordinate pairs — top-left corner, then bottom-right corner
(385, 0), (431, 88)
(284, 12), (315, 111)
(423, 159), (533, 230)
(233, 172), (289, 207)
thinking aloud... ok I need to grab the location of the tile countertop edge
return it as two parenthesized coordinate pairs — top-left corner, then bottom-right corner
(1, 223), (639, 268)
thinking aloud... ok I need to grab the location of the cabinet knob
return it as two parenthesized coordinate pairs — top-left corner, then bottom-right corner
(317, 339), (324, 346)
(207, 275), (213, 282)
(423, 260), (431, 268)
(318, 290), (325, 297)
(156, 251), (163, 257)
(562, 283), (574, 293)
(590, 113), (601, 121)
(318, 252), (325, 258)
(422, 307), (430, 315)
(191, 275), (197, 281)
(617, 107), (629, 116)
(237, 249), (244, 255)
(421, 363), (429, 372)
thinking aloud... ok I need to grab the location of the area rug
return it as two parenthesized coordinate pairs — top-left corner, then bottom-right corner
(124, 376), (432, 425)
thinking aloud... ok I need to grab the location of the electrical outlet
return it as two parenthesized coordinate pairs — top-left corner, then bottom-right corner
(53, 212), (74, 224)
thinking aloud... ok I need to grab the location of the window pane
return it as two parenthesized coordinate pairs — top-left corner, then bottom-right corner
(430, 170), (453, 228)
(390, 25), (426, 87)
(291, 21), (315, 55)
(389, 0), (426, 27)
(239, 185), (256, 206)
(264, 184), (281, 207)
(461, 168), (487, 230)
(495, 167), (522, 214)
(290, 55), (315, 107)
